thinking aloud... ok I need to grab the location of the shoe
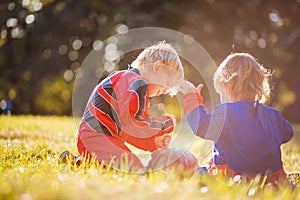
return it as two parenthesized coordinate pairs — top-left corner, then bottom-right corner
(58, 150), (81, 165)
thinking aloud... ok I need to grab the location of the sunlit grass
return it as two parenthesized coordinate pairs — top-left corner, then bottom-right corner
(0, 115), (299, 200)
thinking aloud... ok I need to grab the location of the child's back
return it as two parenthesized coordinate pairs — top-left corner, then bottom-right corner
(179, 52), (294, 180)
(211, 101), (293, 176)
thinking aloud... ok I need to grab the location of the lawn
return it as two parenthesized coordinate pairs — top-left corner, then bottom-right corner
(0, 115), (299, 200)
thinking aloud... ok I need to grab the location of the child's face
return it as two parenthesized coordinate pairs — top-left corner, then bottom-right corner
(147, 84), (169, 97)
(146, 68), (177, 97)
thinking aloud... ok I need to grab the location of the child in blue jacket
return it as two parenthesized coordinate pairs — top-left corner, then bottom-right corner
(179, 52), (294, 182)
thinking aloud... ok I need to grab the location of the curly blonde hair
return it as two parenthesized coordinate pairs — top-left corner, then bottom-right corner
(131, 41), (184, 82)
(213, 53), (272, 103)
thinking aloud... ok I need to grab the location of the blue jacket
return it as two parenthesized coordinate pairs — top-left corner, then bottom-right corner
(184, 93), (294, 176)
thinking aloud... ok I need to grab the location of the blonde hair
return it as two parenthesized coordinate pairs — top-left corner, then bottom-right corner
(131, 41), (184, 83)
(213, 52), (272, 103)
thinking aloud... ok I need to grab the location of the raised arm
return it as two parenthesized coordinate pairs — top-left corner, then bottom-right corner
(179, 80), (225, 141)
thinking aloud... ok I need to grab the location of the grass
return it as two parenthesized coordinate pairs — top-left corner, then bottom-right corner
(0, 115), (299, 200)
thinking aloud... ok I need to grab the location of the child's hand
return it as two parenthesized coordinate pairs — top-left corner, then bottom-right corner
(163, 113), (176, 126)
(197, 84), (204, 93)
(177, 80), (198, 94)
(154, 134), (172, 148)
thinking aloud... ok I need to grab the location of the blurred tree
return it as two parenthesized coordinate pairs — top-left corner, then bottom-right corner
(0, 0), (299, 122)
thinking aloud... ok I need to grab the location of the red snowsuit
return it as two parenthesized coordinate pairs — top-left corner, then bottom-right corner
(77, 68), (174, 169)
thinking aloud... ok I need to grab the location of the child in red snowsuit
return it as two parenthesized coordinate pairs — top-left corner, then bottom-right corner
(77, 42), (184, 171)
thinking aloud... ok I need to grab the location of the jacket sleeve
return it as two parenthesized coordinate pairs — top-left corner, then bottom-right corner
(183, 92), (225, 141)
(118, 79), (175, 151)
(125, 133), (157, 152)
(281, 117), (294, 144)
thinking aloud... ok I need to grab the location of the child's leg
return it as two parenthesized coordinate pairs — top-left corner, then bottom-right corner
(78, 131), (144, 170)
(148, 148), (198, 171)
(196, 166), (210, 173)
(58, 150), (81, 165)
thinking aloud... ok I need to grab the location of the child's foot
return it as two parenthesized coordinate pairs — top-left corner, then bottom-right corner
(58, 150), (81, 165)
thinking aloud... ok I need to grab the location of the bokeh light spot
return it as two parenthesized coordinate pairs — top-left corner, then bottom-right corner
(8, 89), (17, 100)
(92, 40), (103, 51)
(249, 31), (257, 40)
(6, 18), (18, 28)
(115, 24), (129, 34)
(64, 70), (74, 82)
(257, 38), (266, 48)
(105, 43), (117, 52)
(43, 49), (52, 59)
(34, 2), (43, 11)
(0, 100), (7, 110)
(114, 13), (124, 22)
(55, 2), (65, 12)
(269, 10), (284, 27)
(11, 27), (25, 38)
(68, 50), (79, 61)
(71, 61), (81, 70)
(104, 62), (116, 72)
(107, 36), (118, 44)
(58, 45), (68, 55)
(72, 39), (83, 50)
(183, 35), (194, 44)
(1, 29), (7, 39)
(8, 2), (16, 11)
(22, 0), (30, 7)
(25, 14), (35, 25)
(279, 86), (296, 107)
(23, 71), (32, 81)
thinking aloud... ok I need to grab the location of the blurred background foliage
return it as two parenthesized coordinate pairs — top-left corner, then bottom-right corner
(0, 0), (299, 122)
